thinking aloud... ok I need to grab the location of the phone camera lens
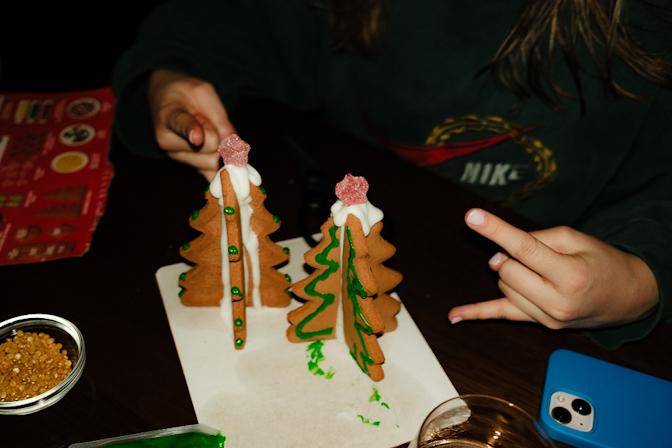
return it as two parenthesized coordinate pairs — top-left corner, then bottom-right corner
(551, 406), (572, 424)
(571, 398), (592, 415)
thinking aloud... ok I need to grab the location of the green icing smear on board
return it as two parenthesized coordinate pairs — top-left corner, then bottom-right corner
(107, 432), (226, 448)
(345, 226), (375, 375)
(295, 225), (340, 339)
(356, 415), (381, 427)
(306, 340), (335, 379)
(368, 386), (391, 409)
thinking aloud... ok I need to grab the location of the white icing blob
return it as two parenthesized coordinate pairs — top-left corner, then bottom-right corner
(330, 200), (383, 236)
(217, 194), (233, 340)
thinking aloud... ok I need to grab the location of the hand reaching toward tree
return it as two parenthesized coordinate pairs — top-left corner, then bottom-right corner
(148, 69), (236, 180)
(448, 208), (659, 330)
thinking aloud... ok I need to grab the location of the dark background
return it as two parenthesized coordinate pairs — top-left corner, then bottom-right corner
(0, 3), (165, 92)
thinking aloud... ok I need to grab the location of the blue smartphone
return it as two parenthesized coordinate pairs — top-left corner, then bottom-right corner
(539, 349), (672, 448)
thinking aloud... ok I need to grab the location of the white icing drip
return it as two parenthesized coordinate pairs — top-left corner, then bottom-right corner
(224, 164), (263, 308)
(216, 194), (233, 339)
(330, 200), (383, 236)
(209, 167), (225, 198)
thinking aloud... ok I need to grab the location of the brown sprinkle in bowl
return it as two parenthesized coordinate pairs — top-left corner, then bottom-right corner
(0, 313), (85, 415)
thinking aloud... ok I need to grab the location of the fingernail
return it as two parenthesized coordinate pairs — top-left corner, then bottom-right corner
(489, 252), (506, 266)
(188, 129), (195, 144)
(450, 316), (463, 324)
(466, 209), (485, 226)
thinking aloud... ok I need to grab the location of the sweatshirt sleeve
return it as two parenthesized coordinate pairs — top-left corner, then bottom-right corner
(576, 96), (672, 349)
(111, 0), (326, 158)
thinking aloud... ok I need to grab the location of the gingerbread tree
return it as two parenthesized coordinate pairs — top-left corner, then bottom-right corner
(179, 134), (289, 350)
(287, 174), (401, 381)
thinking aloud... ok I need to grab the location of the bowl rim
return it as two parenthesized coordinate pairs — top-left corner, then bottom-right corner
(0, 313), (86, 415)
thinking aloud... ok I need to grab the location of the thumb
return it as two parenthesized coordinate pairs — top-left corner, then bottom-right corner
(166, 109), (205, 148)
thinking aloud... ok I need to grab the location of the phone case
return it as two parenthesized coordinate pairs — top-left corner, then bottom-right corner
(539, 349), (672, 448)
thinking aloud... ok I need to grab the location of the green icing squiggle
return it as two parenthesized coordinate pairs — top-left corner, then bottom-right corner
(356, 414), (381, 427)
(294, 225), (340, 339)
(306, 340), (335, 379)
(345, 226), (375, 375)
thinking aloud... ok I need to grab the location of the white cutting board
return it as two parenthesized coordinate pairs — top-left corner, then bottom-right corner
(156, 236), (458, 448)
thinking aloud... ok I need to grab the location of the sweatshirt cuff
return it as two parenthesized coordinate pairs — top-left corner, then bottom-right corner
(582, 218), (670, 349)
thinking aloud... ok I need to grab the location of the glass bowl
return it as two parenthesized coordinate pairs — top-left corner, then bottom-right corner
(0, 313), (86, 415)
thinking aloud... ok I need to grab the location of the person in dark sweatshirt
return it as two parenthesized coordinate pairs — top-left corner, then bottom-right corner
(112, 0), (672, 348)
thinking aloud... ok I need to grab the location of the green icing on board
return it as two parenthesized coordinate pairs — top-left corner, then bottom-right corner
(368, 386), (391, 409)
(356, 415), (381, 427)
(108, 431), (226, 448)
(306, 340), (335, 379)
(344, 226), (375, 375)
(369, 387), (381, 403)
(294, 225), (340, 339)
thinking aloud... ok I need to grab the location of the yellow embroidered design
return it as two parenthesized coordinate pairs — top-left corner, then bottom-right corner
(426, 115), (556, 201)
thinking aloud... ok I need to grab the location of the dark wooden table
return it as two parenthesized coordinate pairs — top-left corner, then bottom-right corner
(1, 99), (670, 447)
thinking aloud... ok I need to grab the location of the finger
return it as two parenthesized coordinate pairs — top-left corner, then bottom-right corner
(166, 109), (201, 146)
(495, 256), (557, 308)
(199, 168), (218, 181)
(530, 226), (590, 255)
(155, 127), (196, 153)
(168, 150), (221, 173)
(497, 280), (564, 328)
(190, 92), (236, 139)
(449, 298), (535, 323)
(465, 208), (567, 283)
(198, 117), (223, 153)
(488, 252), (508, 271)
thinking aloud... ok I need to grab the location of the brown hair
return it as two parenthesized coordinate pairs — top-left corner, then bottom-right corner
(328, 0), (672, 110)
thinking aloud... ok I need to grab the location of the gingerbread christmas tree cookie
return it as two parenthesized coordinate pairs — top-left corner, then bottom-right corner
(287, 174), (402, 381)
(179, 134), (290, 349)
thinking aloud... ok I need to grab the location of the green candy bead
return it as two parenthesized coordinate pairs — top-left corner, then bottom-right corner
(284, 274), (292, 282)
(190, 210), (200, 220)
(224, 206), (235, 215)
(235, 338), (244, 347)
(178, 287), (186, 297)
(181, 243), (190, 251)
(234, 318), (243, 327)
(282, 247), (290, 255)
(228, 245), (239, 255)
(179, 272), (187, 281)
(258, 186), (267, 195)
(231, 286), (241, 296)
(272, 214), (280, 223)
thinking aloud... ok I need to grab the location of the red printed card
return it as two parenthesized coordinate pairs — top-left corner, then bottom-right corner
(0, 87), (114, 265)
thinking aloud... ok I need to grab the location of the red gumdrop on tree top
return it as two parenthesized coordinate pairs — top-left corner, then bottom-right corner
(335, 174), (369, 206)
(218, 134), (250, 166)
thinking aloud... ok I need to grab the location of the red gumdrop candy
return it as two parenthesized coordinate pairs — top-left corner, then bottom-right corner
(335, 174), (369, 206)
(218, 134), (250, 166)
